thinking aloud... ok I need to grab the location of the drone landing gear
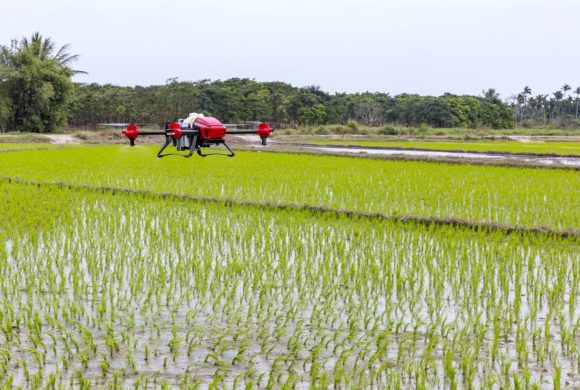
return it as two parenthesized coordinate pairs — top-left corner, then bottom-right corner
(157, 135), (197, 158)
(196, 140), (235, 158)
(156, 135), (235, 158)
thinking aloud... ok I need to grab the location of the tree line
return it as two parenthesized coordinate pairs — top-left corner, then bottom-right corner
(1, 33), (518, 133)
(508, 85), (580, 127)
(68, 80), (515, 130)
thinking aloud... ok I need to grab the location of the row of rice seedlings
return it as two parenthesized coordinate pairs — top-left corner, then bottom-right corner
(0, 181), (578, 388)
(0, 146), (577, 231)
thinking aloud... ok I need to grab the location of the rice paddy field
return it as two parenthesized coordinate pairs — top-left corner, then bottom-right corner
(0, 144), (579, 388)
(304, 140), (580, 156)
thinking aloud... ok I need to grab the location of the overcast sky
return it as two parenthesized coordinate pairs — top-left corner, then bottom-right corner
(2, 0), (579, 98)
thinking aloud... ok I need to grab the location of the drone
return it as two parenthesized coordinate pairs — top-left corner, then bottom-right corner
(120, 113), (272, 158)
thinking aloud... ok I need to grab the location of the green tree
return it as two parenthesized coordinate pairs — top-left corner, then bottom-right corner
(0, 32), (83, 132)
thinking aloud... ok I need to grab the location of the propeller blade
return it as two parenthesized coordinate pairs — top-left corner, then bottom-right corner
(100, 123), (149, 127)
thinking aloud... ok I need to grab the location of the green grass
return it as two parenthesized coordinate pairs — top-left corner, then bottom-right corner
(0, 145), (577, 232)
(305, 140), (580, 155)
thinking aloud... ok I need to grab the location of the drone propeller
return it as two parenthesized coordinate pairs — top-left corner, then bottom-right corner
(223, 121), (262, 127)
(100, 122), (148, 127)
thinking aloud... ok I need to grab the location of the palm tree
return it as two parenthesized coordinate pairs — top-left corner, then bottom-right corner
(519, 86), (532, 124)
(561, 84), (571, 95)
(523, 86), (532, 96)
(574, 87), (580, 118)
(0, 32), (85, 132)
(553, 90), (564, 121)
(515, 93), (525, 126)
(482, 88), (500, 101)
(536, 94), (549, 124)
(561, 84), (571, 117)
(19, 32), (85, 74)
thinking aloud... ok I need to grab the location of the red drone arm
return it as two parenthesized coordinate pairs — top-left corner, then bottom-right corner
(226, 122), (273, 145)
(123, 122), (187, 146)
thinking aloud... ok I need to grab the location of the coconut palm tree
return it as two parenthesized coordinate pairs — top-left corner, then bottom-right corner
(482, 88), (500, 101)
(574, 87), (580, 118)
(552, 90), (564, 121)
(560, 84), (571, 117)
(0, 32), (85, 132)
(19, 32), (85, 74)
(561, 83), (571, 96)
(518, 86), (532, 124)
(522, 86), (532, 96)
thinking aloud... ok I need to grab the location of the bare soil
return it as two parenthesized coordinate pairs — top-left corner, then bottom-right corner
(44, 134), (81, 144)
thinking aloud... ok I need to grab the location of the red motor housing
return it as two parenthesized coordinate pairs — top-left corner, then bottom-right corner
(257, 122), (272, 138)
(194, 116), (226, 140)
(168, 122), (183, 139)
(257, 122), (272, 145)
(123, 124), (139, 146)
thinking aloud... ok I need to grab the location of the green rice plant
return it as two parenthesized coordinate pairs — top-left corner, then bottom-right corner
(0, 146), (577, 231)
(443, 345), (457, 390)
(99, 354), (109, 376)
(553, 362), (561, 390)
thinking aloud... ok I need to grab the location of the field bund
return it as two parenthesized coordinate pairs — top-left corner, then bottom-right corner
(0, 144), (578, 388)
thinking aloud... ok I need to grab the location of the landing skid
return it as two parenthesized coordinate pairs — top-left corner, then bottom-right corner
(197, 141), (235, 157)
(156, 135), (235, 158)
(157, 136), (197, 158)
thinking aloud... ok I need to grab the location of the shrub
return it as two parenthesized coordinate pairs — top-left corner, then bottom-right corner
(346, 119), (359, 132)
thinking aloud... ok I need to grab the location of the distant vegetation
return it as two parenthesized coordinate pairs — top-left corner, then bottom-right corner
(509, 85), (580, 128)
(2, 33), (579, 133)
(67, 80), (515, 130)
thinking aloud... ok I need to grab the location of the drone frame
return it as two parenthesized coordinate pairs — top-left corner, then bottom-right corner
(122, 118), (272, 158)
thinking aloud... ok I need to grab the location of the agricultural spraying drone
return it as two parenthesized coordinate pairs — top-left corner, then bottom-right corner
(120, 113), (272, 158)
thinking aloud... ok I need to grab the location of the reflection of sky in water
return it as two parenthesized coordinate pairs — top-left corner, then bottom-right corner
(310, 147), (580, 166)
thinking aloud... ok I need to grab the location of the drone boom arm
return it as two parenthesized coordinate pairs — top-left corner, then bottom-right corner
(226, 122), (272, 145)
(123, 123), (200, 146)
(225, 129), (262, 134)
(134, 130), (166, 135)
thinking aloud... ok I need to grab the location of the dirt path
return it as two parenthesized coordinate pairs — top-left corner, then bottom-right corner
(507, 135), (580, 142)
(507, 135), (537, 143)
(44, 134), (80, 144)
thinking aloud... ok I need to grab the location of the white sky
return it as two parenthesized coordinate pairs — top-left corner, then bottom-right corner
(2, 0), (579, 98)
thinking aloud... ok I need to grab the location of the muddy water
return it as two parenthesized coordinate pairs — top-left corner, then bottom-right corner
(308, 146), (580, 167)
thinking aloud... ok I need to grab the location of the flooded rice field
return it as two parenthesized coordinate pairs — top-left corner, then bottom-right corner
(308, 146), (580, 167)
(0, 146), (578, 388)
(0, 180), (578, 388)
